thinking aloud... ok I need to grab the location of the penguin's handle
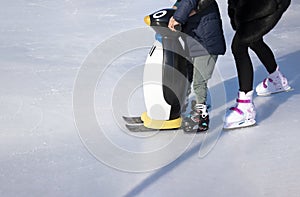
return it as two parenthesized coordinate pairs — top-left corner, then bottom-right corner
(174, 24), (182, 32)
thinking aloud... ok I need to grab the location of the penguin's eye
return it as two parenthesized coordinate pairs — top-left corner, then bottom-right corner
(153, 10), (167, 19)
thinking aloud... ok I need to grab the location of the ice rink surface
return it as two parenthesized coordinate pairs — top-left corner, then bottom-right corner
(1, 0), (300, 196)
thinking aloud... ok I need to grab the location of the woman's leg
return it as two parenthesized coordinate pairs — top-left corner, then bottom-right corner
(231, 34), (253, 93)
(224, 35), (256, 129)
(249, 38), (277, 74)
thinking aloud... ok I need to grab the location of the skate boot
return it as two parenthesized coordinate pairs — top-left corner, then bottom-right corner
(256, 67), (291, 96)
(224, 91), (256, 129)
(183, 103), (209, 132)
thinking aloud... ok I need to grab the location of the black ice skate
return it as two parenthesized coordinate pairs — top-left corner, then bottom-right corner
(183, 103), (209, 132)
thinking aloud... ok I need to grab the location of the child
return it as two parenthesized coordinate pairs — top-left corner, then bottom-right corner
(169, 0), (226, 131)
(224, 0), (291, 129)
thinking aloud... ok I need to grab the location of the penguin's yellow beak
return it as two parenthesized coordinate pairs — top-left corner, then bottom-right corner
(144, 15), (151, 26)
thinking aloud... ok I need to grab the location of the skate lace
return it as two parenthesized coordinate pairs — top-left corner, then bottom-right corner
(263, 77), (278, 89)
(229, 107), (243, 115)
(263, 78), (269, 88)
(229, 98), (252, 115)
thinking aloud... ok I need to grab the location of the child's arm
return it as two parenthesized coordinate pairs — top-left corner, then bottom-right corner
(168, 0), (198, 31)
(173, 0), (197, 15)
(173, 0), (197, 24)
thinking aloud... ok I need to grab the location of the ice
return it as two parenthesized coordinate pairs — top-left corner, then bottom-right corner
(0, 0), (300, 196)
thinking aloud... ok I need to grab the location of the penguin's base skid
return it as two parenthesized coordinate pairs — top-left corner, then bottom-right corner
(125, 124), (161, 132)
(125, 123), (201, 132)
(122, 116), (143, 124)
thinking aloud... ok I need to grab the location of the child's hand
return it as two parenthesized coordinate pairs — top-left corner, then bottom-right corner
(189, 10), (197, 16)
(168, 16), (181, 32)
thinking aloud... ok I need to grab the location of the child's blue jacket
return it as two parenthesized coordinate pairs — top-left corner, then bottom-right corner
(173, 0), (226, 56)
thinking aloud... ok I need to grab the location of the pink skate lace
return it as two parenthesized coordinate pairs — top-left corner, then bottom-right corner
(229, 99), (251, 115)
(229, 107), (243, 115)
(263, 78), (273, 88)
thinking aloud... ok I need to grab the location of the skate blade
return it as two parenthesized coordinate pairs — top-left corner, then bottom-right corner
(223, 119), (256, 130)
(257, 86), (293, 96)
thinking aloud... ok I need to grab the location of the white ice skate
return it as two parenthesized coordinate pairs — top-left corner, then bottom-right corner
(256, 67), (291, 96)
(224, 91), (256, 129)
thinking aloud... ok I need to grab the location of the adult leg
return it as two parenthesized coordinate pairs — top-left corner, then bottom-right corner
(231, 34), (253, 93)
(249, 38), (277, 74)
(224, 34), (256, 129)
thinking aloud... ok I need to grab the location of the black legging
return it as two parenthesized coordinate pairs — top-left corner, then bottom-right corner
(231, 35), (277, 93)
